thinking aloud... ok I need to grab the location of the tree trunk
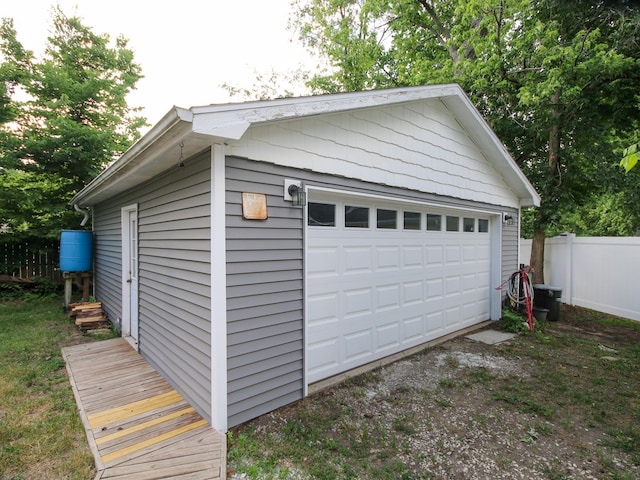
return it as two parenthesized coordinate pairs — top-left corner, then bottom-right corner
(529, 228), (546, 285)
(530, 90), (562, 285)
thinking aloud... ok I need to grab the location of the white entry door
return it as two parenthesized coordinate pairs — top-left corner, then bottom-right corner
(121, 204), (139, 347)
(306, 193), (494, 384)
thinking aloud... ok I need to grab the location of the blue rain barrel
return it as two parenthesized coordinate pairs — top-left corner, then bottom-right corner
(60, 230), (93, 272)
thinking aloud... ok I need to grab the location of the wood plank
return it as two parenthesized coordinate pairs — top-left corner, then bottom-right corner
(82, 378), (172, 410)
(101, 457), (219, 480)
(88, 390), (184, 429)
(101, 426), (216, 470)
(101, 419), (208, 464)
(98, 412), (205, 457)
(63, 338), (225, 479)
(95, 407), (195, 443)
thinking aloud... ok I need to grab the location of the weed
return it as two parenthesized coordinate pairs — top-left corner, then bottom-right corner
(604, 428), (640, 464)
(438, 377), (456, 388)
(444, 353), (460, 368)
(500, 308), (531, 333)
(434, 396), (454, 408)
(465, 367), (495, 384)
(392, 414), (417, 435)
(542, 462), (571, 480)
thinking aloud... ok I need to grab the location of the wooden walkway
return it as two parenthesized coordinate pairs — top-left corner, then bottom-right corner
(62, 338), (225, 480)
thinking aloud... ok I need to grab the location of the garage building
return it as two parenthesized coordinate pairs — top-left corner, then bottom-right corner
(71, 84), (540, 432)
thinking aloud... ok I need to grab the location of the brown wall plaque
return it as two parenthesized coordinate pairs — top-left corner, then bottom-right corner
(242, 192), (268, 220)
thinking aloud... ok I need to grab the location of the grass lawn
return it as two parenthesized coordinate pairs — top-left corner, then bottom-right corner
(228, 306), (640, 480)
(0, 297), (115, 480)
(1, 297), (639, 479)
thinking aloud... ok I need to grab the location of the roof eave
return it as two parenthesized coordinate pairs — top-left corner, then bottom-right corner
(71, 107), (194, 207)
(441, 94), (540, 208)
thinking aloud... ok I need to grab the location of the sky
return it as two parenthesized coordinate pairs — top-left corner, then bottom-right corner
(2, 0), (316, 127)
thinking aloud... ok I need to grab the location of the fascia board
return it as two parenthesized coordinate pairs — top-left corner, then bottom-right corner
(72, 107), (193, 206)
(443, 95), (541, 208)
(190, 84), (463, 137)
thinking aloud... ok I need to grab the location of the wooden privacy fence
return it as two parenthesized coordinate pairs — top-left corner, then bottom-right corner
(0, 241), (60, 281)
(520, 234), (640, 322)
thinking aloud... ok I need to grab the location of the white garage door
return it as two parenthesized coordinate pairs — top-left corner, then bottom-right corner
(306, 193), (494, 384)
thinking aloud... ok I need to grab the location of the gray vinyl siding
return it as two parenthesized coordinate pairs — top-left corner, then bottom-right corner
(225, 156), (519, 427)
(225, 158), (304, 428)
(92, 150), (212, 423)
(501, 209), (520, 292)
(93, 205), (124, 323)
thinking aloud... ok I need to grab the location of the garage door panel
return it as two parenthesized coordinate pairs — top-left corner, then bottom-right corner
(426, 311), (445, 332)
(375, 284), (401, 310)
(403, 281), (424, 305)
(463, 245), (477, 261)
(426, 246), (444, 264)
(376, 246), (401, 270)
(462, 273), (477, 292)
(344, 330), (372, 362)
(306, 197), (493, 384)
(446, 306), (462, 325)
(306, 292), (339, 323)
(403, 315), (424, 341)
(344, 288), (373, 318)
(376, 321), (401, 350)
(403, 246), (424, 267)
(445, 245), (461, 263)
(344, 246), (372, 273)
(308, 247), (339, 276)
(307, 339), (340, 377)
(445, 275), (462, 296)
(426, 278), (444, 298)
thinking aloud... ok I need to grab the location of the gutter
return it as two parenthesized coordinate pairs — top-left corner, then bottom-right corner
(71, 107), (193, 207)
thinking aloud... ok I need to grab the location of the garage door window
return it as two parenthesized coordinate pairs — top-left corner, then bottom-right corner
(345, 206), (369, 228)
(377, 209), (397, 229)
(463, 217), (475, 232)
(446, 215), (459, 231)
(404, 212), (421, 230)
(426, 214), (441, 231)
(478, 219), (489, 233)
(308, 202), (336, 227)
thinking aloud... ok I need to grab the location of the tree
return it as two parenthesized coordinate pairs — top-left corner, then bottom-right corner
(293, 0), (640, 282)
(620, 140), (638, 172)
(0, 7), (145, 243)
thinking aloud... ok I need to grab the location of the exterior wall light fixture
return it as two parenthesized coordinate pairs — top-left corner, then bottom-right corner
(288, 183), (307, 207)
(502, 213), (515, 225)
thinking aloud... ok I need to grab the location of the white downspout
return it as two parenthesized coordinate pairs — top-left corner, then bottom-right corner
(73, 204), (91, 227)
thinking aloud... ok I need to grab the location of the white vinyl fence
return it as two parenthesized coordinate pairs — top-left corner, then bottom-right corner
(520, 234), (640, 322)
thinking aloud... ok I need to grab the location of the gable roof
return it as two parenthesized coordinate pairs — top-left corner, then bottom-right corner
(72, 84), (540, 207)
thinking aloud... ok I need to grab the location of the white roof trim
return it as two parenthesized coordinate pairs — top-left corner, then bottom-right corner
(72, 84), (540, 207)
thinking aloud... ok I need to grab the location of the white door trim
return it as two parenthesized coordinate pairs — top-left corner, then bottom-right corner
(121, 204), (139, 350)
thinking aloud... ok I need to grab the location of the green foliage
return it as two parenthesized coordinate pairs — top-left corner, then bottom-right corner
(0, 277), (61, 301)
(0, 8), (146, 242)
(292, 0), (640, 241)
(561, 192), (639, 236)
(621, 142), (638, 172)
(500, 308), (534, 334)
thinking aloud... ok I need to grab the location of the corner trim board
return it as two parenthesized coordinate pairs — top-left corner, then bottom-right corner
(211, 145), (228, 432)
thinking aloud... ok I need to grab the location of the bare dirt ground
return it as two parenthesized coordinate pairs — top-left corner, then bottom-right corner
(229, 306), (640, 479)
